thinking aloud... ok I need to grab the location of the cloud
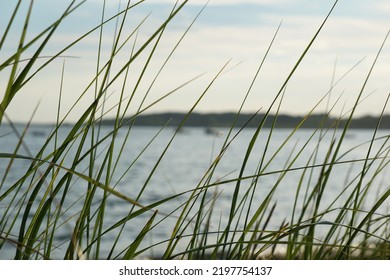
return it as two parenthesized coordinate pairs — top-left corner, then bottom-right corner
(2, 0), (390, 123)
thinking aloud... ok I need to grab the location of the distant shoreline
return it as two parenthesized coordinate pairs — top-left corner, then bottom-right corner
(100, 112), (390, 130)
(5, 112), (390, 130)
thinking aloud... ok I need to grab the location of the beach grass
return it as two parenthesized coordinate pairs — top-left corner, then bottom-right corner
(0, 0), (389, 260)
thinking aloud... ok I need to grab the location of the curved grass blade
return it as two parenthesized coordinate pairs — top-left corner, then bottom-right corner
(123, 211), (157, 260)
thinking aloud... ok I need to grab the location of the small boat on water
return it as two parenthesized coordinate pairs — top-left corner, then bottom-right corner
(205, 127), (224, 137)
(32, 130), (46, 137)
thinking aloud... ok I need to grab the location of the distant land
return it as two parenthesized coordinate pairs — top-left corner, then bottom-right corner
(101, 112), (390, 130)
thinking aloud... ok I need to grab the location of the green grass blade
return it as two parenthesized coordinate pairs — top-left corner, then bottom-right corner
(0, 0), (22, 50)
(0, 0), (33, 123)
(222, 0), (339, 250)
(123, 211), (157, 260)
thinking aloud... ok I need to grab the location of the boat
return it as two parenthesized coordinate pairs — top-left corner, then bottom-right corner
(205, 127), (224, 137)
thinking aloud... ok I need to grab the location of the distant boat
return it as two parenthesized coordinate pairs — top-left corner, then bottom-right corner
(176, 127), (188, 134)
(345, 132), (356, 139)
(205, 127), (224, 137)
(32, 130), (46, 137)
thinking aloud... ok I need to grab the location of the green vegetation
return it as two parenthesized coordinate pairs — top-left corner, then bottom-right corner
(0, 0), (389, 260)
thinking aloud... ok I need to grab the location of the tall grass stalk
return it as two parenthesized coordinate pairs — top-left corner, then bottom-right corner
(1, 0), (389, 259)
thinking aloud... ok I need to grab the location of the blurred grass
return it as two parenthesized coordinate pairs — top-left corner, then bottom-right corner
(0, 0), (389, 260)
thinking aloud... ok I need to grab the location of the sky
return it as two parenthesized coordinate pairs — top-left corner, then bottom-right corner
(1, 0), (390, 123)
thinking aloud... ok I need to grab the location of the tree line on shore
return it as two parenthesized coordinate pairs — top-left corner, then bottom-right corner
(101, 112), (390, 129)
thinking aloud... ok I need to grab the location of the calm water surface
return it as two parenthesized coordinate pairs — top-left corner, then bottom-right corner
(0, 124), (389, 259)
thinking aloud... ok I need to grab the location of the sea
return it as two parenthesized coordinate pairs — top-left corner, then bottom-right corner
(0, 124), (389, 259)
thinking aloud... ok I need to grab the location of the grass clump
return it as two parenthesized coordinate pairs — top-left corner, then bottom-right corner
(0, 0), (389, 260)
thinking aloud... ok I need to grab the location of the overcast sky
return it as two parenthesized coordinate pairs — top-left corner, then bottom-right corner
(1, 0), (390, 123)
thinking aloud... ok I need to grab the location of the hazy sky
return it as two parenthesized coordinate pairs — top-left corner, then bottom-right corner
(1, 0), (390, 123)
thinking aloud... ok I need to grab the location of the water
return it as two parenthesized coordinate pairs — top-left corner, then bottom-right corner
(0, 124), (389, 259)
